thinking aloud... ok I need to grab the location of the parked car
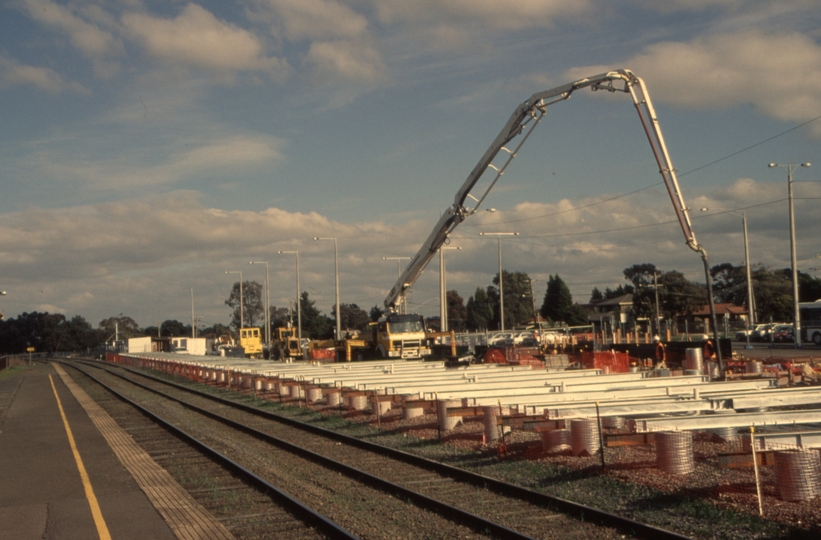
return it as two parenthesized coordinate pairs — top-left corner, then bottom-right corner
(771, 324), (795, 343)
(734, 328), (753, 341)
(487, 332), (512, 346)
(751, 323), (779, 342)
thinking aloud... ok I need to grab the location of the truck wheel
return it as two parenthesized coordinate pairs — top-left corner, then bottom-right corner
(375, 345), (387, 359)
(813, 332), (821, 346)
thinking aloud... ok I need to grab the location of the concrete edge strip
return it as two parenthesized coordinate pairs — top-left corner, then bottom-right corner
(53, 363), (235, 540)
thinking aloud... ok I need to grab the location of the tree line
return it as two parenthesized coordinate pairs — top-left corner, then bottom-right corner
(1, 262), (818, 355)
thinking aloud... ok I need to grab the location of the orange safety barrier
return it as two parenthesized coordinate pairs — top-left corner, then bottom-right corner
(579, 351), (631, 373)
(310, 348), (336, 360)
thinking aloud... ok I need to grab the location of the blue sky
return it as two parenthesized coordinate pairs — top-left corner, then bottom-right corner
(1, 0), (820, 329)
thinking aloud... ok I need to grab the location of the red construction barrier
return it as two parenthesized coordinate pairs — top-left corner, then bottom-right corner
(579, 351), (631, 373)
(310, 348), (336, 360)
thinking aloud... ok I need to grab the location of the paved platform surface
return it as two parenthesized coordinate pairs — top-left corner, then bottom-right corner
(0, 361), (232, 540)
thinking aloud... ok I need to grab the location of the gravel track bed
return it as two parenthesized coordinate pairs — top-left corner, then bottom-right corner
(101, 365), (633, 540)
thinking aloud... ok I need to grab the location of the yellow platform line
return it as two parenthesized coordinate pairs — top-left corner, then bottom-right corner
(53, 363), (234, 540)
(50, 374), (112, 540)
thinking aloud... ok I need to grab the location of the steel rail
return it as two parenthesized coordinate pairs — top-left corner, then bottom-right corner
(57, 361), (359, 540)
(75, 358), (691, 540)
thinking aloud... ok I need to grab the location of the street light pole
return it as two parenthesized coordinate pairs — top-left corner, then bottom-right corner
(225, 270), (243, 332)
(769, 162), (811, 348)
(479, 232), (519, 331)
(740, 212), (755, 348)
(190, 287), (195, 338)
(278, 250), (302, 345)
(250, 261), (270, 348)
(701, 207), (756, 348)
(438, 247), (461, 332)
(314, 237), (340, 340)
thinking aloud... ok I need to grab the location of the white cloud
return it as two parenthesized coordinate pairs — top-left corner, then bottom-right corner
(567, 30), (821, 134)
(305, 39), (387, 85)
(50, 133), (287, 191)
(0, 177), (818, 324)
(371, 0), (593, 29)
(0, 54), (88, 93)
(122, 3), (289, 82)
(248, 0), (369, 41)
(20, 0), (124, 75)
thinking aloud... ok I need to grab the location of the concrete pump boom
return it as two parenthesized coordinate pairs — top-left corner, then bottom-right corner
(385, 69), (702, 313)
(385, 68), (726, 377)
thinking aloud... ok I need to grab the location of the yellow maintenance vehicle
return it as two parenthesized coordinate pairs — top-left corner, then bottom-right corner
(272, 326), (303, 360)
(238, 327), (264, 358)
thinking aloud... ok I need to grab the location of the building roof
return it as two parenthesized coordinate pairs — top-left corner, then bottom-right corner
(593, 294), (634, 307)
(691, 303), (748, 317)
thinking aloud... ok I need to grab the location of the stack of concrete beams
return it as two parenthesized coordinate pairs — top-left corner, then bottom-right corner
(108, 353), (821, 445)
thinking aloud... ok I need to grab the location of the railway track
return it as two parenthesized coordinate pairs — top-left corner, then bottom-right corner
(60, 358), (690, 540)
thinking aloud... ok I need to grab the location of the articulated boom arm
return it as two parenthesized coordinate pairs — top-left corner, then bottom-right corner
(384, 68), (700, 312)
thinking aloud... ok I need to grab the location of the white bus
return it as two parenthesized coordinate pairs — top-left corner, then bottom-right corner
(799, 300), (821, 346)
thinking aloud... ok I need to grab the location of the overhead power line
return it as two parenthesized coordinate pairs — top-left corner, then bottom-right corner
(465, 113), (821, 226)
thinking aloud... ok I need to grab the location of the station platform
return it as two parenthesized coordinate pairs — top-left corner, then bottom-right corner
(0, 361), (233, 540)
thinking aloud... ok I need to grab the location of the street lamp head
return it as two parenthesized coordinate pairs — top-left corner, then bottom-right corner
(802, 162), (811, 167)
(768, 163), (777, 168)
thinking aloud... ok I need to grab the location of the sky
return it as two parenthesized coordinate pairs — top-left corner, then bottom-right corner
(1, 0), (820, 331)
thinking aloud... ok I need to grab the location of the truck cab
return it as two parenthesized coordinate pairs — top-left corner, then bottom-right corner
(374, 313), (431, 359)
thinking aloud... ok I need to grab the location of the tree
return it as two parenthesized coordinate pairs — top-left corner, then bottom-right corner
(625, 264), (706, 324)
(466, 287), (494, 331)
(160, 319), (190, 337)
(0, 312), (103, 354)
(602, 284), (634, 299)
(299, 291), (332, 339)
(489, 271), (533, 329)
(624, 263), (660, 321)
(710, 262), (747, 305)
(590, 287), (604, 302)
(749, 267), (792, 322)
(541, 274), (574, 323)
(799, 272), (821, 303)
(710, 263), (821, 323)
(225, 280), (264, 330)
(64, 316), (104, 351)
(369, 305), (384, 322)
(334, 303), (370, 333)
(566, 304), (591, 326)
(658, 270), (707, 320)
(446, 290), (468, 332)
(99, 314), (140, 339)
(201, 323), (231, 337)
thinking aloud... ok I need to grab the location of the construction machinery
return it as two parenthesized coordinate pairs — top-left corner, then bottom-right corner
(272, 326), (303, 360)
(382, 68), (724, 374)
(342, 313), (432, 360)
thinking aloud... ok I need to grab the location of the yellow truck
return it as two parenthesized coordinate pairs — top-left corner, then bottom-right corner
(344, 313), (431, 360)
(239, 327), (264, 358)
